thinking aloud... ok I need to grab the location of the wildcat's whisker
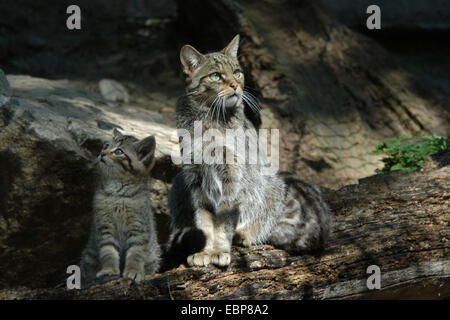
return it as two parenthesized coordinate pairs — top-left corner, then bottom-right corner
(244, 92), (261, 111)
(205, 95), (219, 120)
(222, 97), (227, 123)
(211, 96), (221, 121)
(220, 97), (225, 124)
(213, 96), (221, 123)
(242, 95), (260, 113)
(243, 90), (260, 104)
(216, 97), (222, 125)
(210, 97), (218, 123)
(243, 89), (260, 103)
(200, 95), (219, 121)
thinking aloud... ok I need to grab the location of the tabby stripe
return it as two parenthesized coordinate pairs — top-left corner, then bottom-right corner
(123, 153), (136, 172)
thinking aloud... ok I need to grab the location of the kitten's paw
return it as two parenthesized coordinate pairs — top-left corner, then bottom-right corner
(210, 251), (231, 267)
(123, 269), (145, 283)
(187, 251), (211, 267)
(96, 267), (120, 279)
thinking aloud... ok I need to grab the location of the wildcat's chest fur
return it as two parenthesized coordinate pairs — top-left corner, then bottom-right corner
(182, 112), (253, 213)
(178, 104), (282, 240)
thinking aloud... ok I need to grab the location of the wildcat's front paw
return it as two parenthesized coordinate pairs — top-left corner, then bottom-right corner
(187, 251), (211, 267)
(96, 267), (120, 279)
(123, 268), (145, 283)
(210, 251), (231, 267)
(187, 250), (231, 267)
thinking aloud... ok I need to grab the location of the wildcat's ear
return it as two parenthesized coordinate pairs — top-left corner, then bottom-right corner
(180, 45), (204, 76)
(136, 136), (156, 169)
(221, 34), (240, 58)
(113, 128), (123, 139)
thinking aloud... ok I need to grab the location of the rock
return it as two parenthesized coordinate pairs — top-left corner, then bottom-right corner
(0, 69), (11, 107)
(98, 79), (130, 103)
(0, 74), (180, 289)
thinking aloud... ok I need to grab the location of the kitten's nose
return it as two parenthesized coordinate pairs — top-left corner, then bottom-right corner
(230, 82), (238, 90)
(100, 151), (106, 157)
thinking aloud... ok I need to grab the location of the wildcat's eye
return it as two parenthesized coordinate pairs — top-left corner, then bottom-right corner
(209, 72), (221, 81)
(113, 149), (124, 155)
(103, 143), (110, 150)
(233, 70), (242, 79)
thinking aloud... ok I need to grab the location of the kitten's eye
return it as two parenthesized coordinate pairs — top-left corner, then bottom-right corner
(209, 72), (221, 81)
(103, 143), (110, 150)
(113, 149), (124, 155)
(233, 70), (242, 79)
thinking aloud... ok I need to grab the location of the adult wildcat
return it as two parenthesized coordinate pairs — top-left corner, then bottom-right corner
(167, 35), (331, 267)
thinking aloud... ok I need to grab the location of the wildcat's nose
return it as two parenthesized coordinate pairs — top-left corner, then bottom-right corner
(230, 82), (238, 90)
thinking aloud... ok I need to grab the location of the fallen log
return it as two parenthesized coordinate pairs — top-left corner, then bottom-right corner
(2, 150), (448, 300)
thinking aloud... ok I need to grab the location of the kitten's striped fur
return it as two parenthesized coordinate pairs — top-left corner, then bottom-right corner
(80, 129), (160, 287)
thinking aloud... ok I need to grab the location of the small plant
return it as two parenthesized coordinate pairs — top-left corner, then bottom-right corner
(370, 134), (449, 174)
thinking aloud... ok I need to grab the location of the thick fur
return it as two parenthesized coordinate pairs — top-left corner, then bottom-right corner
(268, 173), (331, 253)
(80, 130), (161, 287)
(167, 35), (331, 267)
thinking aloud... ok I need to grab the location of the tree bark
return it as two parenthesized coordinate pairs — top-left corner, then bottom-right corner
(2, 151), (448, 300)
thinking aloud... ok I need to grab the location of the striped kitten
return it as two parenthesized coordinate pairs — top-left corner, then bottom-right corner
(80, 129), (161, 286)
(166, 35), (331, 268)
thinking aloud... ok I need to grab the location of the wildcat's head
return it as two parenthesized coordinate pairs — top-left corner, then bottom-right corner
(180, 35), (247, 112)
(96, 129), (156, 179)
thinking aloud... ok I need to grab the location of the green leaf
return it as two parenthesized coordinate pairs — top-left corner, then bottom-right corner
(390, 163), (404, 171)
(369, 134), (449, 175)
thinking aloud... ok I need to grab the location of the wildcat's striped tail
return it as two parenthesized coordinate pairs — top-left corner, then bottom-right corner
(268, 173), (332, 253)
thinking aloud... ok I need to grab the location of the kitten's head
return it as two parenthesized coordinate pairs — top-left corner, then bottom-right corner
(96, 129), (156, 179)
(180, 35), (245, 111)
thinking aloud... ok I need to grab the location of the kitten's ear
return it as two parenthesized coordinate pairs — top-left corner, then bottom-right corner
(180, 45), (204, 76)
(113, 128), (123, 139)
(221, 34), (240, 58)
(136, 136), (156, 169)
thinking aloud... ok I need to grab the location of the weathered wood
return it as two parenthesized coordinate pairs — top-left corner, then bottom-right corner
(2, 151), (448, 300)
